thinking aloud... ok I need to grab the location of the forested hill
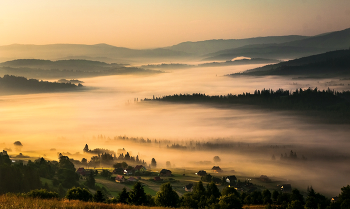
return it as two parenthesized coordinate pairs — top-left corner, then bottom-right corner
(204, 27), (350, 60)
(0, 59), (160, 79)
(229, 49), (350, 77)
(145, 88), (350, 124)
(0, 75), (83, 95)
(0, 59), (126, 71)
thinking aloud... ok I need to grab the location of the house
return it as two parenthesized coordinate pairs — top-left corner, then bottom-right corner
(1, 150), (8, 155)
(115, 175), (125, 183)
(226, 175), (237, 185)
(331, 197), (338, 203)
(196, 170), (207, 176)
(259, 175), (271, 182)
(281, 184), (292, 193)
(134, 165), (147, 173)
(127, 177), (137, 182)
(124, 168), (133, 175)
(212, 166), (222, 173)
(154, 176), (163, 181)
(76, 168), (86, 176)
(185, 183), (193, 192)
(160, 169), (172, 177)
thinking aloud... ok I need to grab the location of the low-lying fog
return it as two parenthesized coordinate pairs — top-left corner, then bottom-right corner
(1, 64), (350, 196)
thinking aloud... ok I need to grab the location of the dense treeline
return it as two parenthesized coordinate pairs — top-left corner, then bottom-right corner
(145, 88), (350, 123)
(0, 59), (160, 79)
(0, 153), (79, 194)
(230, 49), (350, 77)
(0, 75), (82, 94)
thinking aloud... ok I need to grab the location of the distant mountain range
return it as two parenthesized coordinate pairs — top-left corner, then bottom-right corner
(205, 28), (350, 61)
(164, 36), (308, 55)
(228, 49), (350, 78)
(1, 27), (350, 63)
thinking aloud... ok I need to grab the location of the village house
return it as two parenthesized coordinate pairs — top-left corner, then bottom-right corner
(281, 184), (292, 193)
(127, 177), (137, 182)
(226, 175), (237, 185)
(211, 166), (222, 173)
(115, 175), (125, 183)
(160, 169), (172, 177)
(185, 183), (193, 192)
(134, 165), (147, 173)
(76, 168), (86, 176)
(124, 168), (133, 175)
(259, 175), (271, 182)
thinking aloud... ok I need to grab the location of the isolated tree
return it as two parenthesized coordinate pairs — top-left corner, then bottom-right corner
(287, 200), (304, 209)
(206, 182), (221, 205)
(151, 158), (157, 168)
(218, 193), (243, 209)
(213, 156), (221, 162)
(166, 161), (171, 168)
(118, 188), (129, 204)
(128, 182), (147, 205)
(155, 182), (179, 207)
(262, 189), (272, 204)
(13, 141), (23, 146)
(86, 171), (95, 189)
(81, 158), (87, 165)
(58, 183), (65, 198)
(93, 190), (105, 203)
(272, 190), (279, 202)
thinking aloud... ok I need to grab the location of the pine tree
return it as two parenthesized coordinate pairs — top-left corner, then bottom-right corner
(128, 182), (147, 205)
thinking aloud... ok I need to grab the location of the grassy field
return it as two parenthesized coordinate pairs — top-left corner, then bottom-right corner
(91, 167), (291, 199)
(0, 195), (167, 209)
(0, 194), (267, 209)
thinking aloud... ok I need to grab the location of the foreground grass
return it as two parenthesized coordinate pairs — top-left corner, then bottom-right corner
(0, 195), (167, 209)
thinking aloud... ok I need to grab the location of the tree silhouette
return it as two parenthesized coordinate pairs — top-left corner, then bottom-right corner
(128, 182), (147, 205)
(155, 182), (179, 207)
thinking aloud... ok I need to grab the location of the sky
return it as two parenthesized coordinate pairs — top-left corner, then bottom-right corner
(1, 0), (350, 49)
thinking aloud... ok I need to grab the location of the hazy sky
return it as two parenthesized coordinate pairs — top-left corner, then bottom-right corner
(1, 0), (350, 49)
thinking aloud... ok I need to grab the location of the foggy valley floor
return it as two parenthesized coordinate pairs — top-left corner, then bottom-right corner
(1, 64), (350, 198)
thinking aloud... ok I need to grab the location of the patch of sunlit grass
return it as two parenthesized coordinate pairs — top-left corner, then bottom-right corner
(0, 194), (167, 209)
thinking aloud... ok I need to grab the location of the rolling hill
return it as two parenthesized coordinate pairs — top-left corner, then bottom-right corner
(228, 49), (350, 77)
(206, 27), (350, 61)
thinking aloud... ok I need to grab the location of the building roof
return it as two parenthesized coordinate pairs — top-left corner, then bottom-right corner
(212, 166), (221, 170)
(115, 175), (125, 181)
(76, 168), (85, 172)
(226, 175), (237, 180)
(128, 177), (137, 181)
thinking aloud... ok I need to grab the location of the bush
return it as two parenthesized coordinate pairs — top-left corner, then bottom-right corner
(65, 187), (92, 202)
(25, 189), (58, 199)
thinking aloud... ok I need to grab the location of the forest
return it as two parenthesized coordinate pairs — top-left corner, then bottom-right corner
(145, 88), (350, 124)
(0, 75), (82, 94)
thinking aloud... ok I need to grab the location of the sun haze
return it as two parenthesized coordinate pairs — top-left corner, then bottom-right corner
(1, 0), (350, 48)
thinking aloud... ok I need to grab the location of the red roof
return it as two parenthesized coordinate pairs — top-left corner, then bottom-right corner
(115, 175), (125, 181)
